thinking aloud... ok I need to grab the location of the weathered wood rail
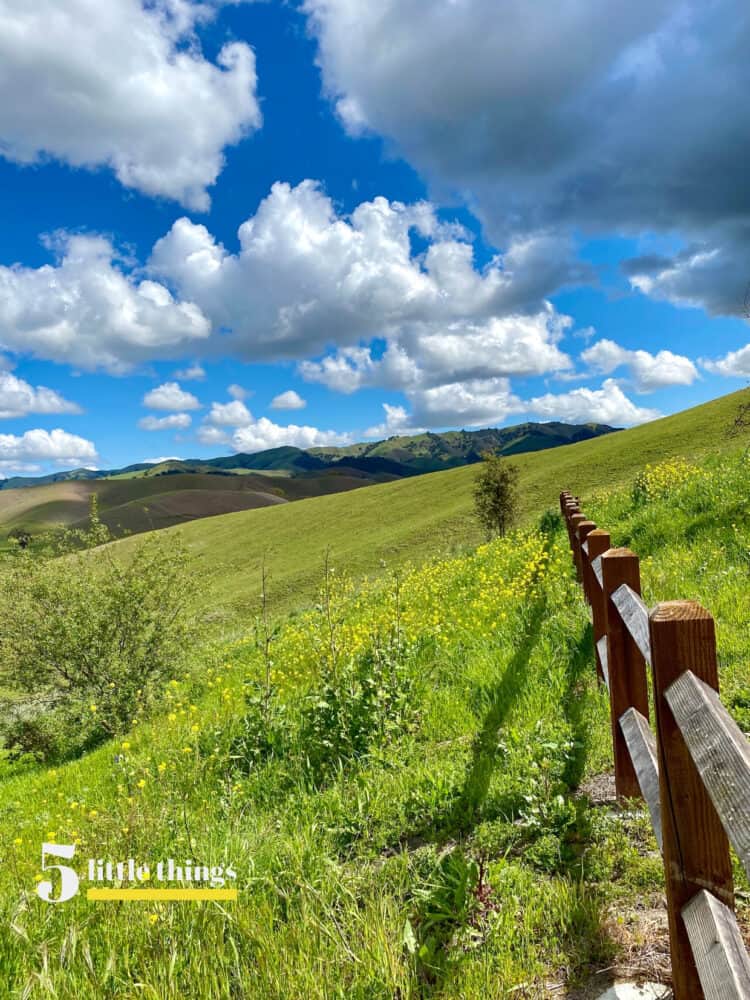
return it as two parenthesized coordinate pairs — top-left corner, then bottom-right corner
(560, 490), (750, 1000)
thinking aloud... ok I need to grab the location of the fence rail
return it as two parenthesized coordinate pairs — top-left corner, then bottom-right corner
(560, 490), (750, 1000)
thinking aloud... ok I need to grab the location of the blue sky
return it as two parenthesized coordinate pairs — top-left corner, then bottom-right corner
(0, 0), (748, 475)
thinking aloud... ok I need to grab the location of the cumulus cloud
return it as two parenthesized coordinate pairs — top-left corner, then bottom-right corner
(173, 363), (206, 381)
(196, 415), (350, 452)
(0, 0), (262, 208)
(0, 234), (210, 372)
(364, 403), (424, 439)
(581, 338), (698, 392)
(305, 0), (750, 318)
(528, 379), (660, 426)
(231, 419), (351, 453)
(1, 184), (582, 376)
(149, 180), (583, 367)
(0, 371), (81, 418)
(702, 344), (750, 378)
(138, 412), (192, 431)
(0, 428), (98, 467)
(270, 390), (306, 410)
(143, 381), (201, 411)
(227, 384), (248, 400)
(197, 391), (349, 452)
(204, 399), (253, 427)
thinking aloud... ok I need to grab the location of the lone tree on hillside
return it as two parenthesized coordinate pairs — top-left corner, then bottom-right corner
(473, 453), (520, 537)
(727, 384), (750, 457)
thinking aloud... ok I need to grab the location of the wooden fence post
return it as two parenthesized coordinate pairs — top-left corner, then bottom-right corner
(569, 513), (586, 581)
(563, 501), (580, 551)
(586, 529), (610, 684)
(576, 520), (597, 603)
(649, 602), (735, 1000)
(601, 549), (650, 799)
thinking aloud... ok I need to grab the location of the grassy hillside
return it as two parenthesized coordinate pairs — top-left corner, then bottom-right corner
(1, 431), (748, 996)
(124, 387), (749, 628)
(0, 467), (398, 545)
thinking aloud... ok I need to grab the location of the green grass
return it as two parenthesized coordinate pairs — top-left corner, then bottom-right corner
(111, 387), (749, 630)
(0, 389), (749, 997)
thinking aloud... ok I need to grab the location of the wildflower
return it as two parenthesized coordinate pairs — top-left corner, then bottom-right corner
(148, 913), (159, 925)
(89, 704), (97, 713)
(157, 762), (167, 773)
(137, 779), (146, 789)
(13, 837), (22, 846)
(121, 741), (131, 751)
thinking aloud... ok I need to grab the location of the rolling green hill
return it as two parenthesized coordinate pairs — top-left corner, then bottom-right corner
(0, 421), (617, 544)
(0, 421), (615, 490)
(113, 387), (749, 630)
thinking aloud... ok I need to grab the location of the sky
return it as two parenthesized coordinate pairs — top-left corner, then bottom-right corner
(0, 0), (749, 476)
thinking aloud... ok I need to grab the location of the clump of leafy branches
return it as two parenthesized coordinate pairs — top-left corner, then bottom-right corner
(0, 499), (198, 761)
(473, 453), (520, 537)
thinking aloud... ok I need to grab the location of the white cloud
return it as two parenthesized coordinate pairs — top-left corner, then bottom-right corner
(702, 343), (750, 378)
(527, 379), (660, 426)
(138, 412), (192, 431)
(0, 371), (81, 418)
(143, 381), (201, 411)
(196, 414), (350, 453)
(150, 180), (581, 369)
(364, 403), (424, 439)
(407, 378), (524, 429)
(0, 234), (210, 372)
(0, 428), (98, 466)
(143, 456), (183, 464)
(0, 0), (261, 209)
(196, 425), (231, 447)
(204, 399), (253, 427)
(198, 393), (349, 452)
(227, 383), (248, 400)
(173, 363), (205, 381)
(581, 338), (698, 392)
(231, 418), (351, 454)
(270, 390), (306, 410)
(1, 184), (581, 376)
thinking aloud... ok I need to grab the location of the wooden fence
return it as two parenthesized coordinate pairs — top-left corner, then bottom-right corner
(560, 490), (750, 1000)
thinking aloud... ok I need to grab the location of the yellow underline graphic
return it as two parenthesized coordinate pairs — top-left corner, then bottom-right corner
(87, 888), (238, 901)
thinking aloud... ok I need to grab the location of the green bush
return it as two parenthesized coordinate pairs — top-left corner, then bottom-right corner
(0, 528), (197, 760)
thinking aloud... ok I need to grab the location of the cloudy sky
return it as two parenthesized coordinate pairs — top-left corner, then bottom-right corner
(0, 0), (748, 474)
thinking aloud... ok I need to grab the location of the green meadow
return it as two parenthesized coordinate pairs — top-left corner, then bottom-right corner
(0, 388), (748, 998)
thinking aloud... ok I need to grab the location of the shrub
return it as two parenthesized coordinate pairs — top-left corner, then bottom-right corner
(0, 528), (197, 760)
(299, 636), (418, 783)
(473, 454), (520, 537)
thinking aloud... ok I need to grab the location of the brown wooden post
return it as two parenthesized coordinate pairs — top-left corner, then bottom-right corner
(601, 549), (650, 799)
(586, 529), (610, 684)
(569, 513), (586, 581)
(563, 501), (579, 551)
(576, 520), (597, 603)
(649, 602), (734, 1000)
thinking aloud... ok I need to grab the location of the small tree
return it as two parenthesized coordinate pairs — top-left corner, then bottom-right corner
(473, 453), (520, 537)
(727, 385), (750, 458)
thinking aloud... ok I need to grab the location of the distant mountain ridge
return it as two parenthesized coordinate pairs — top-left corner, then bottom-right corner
(0, 421), (619, 490)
